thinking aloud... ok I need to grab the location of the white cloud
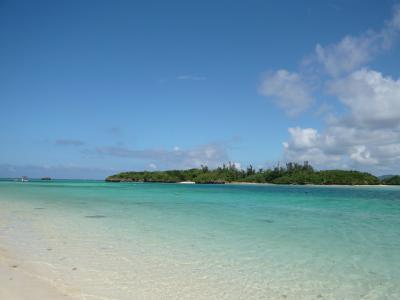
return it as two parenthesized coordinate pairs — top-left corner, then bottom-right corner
(329, 69), (400, 127)
(392, 5), (400, 29)
(283, 69), (400, 173)
(350, 145), (378, 165)
(284, 124), (400, 173)
(384, 4), (400, 41)
(261, 6), (400, 117)
(315, 34), (378, 77)
(283, 127), (343, 167)
(259, 69), (313, 116)
(148, 163), (158, 170)
(315, 5), (400, 76)
(278, 6), (400, 174)
(286, 127), (319, 149)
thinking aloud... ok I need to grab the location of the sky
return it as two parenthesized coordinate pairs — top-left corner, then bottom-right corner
(1, 0), (400, 179)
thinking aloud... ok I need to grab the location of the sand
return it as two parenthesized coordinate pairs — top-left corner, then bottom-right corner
(0, 246), (75, 300)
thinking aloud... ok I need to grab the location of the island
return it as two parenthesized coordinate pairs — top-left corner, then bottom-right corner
(106, 162), (388, 185)
(381, 175), (400, 185)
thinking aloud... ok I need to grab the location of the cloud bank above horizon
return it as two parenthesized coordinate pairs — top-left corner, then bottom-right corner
(262, 5), (400, 174)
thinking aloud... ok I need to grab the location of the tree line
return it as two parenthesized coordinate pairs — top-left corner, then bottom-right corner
(106, 161), (383, 185)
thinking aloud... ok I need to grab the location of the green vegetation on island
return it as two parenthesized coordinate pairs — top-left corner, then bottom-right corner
(381, 175), (400, 185)
(106, 162), (383, 185)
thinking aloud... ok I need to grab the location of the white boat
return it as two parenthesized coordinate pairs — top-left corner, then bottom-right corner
(20, 176), (29, 182)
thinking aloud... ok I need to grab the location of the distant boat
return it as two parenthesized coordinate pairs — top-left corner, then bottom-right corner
(41, 177), (51, 180)
(20, 176), (29, 182)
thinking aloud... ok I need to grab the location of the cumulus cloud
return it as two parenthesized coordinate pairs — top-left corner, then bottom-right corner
(329, 69), (400, 128)
(315, 5), (400, 76)
(350, 145), (378, 165)
(277, 6), (400, 174)
(284, 124), (400, 173)
(315, 34), (379, 77)
(393, 5), (400, 28)
(91, 143), (230, 169)
(260, 6), (400, 118)
(55, 139), (85, 146)
(285, 127), (319, 149)
(283, 70), (400, 173)
(384, 4), (400, 40)
(283, 127), (342, 167)
(259, 69), (313, 116)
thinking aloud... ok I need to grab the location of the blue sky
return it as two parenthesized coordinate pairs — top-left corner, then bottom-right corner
(1, 0), (400, 178)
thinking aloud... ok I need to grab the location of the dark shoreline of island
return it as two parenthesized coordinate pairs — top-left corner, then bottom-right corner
(106, 162), (400, 186)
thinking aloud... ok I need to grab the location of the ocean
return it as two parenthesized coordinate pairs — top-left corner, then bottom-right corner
(0, 180), (399, 299)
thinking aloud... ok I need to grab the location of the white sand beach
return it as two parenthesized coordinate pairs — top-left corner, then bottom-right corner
(0, 247), (75, 300)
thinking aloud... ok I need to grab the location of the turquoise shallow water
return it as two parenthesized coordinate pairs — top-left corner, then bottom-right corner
(0, 180), (400, 299)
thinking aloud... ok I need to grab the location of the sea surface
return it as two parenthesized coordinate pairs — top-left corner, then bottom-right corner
(0, 180), (399, 299)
